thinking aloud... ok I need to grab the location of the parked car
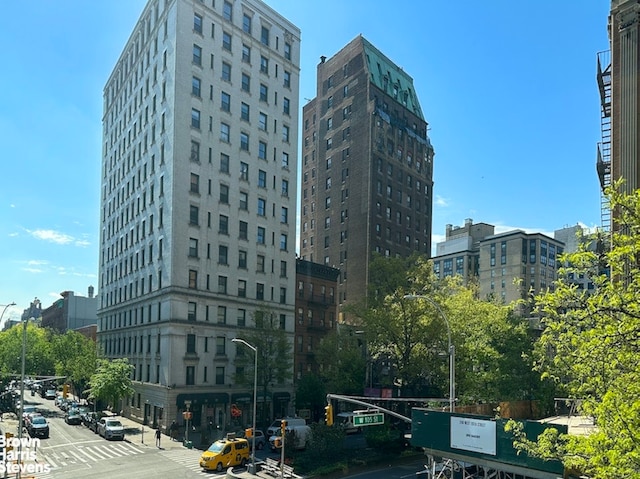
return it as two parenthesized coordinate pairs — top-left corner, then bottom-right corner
(25, 411), (43, 428)
(27, 416), (50, 439)
(44, 389), (57, 400)
(21, 405), (37, 421)
(240, 428), (266, 450)
(97, 418), (125, 440)
(65, 408), (82, 425)
(83, 411), (102, 432)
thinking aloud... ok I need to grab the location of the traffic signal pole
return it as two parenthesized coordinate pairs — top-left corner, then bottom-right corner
(280, 420), (286, 478)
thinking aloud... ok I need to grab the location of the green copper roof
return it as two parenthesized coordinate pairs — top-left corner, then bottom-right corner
(362, 37), (424, 120)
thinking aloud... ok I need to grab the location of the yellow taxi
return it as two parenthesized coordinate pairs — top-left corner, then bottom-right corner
(200, 433), (250, 472)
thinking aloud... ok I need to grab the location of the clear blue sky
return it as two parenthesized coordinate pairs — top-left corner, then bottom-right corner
(0, 0), (610, 326)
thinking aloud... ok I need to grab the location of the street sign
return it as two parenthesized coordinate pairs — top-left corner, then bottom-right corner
(353, 413), (384, 426)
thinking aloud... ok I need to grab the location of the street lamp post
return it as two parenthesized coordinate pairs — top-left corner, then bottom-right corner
(0, 302), (16, 327)
(232, 338), (258, 475)
(404, 294), (455, 412)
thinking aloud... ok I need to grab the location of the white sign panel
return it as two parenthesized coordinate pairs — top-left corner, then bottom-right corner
(450, 416), (497, 455)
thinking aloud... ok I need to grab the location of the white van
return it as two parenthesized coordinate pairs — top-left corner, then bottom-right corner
(336, 412), (360, 434)
(266, 417), (306, 437)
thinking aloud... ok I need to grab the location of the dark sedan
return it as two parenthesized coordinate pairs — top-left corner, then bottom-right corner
(28, 416), (50, 438)
(65, 408), (82, 425)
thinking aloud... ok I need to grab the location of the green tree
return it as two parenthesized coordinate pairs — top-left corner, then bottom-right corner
(0, 322), (55, 378)
(51, 330), (97, 399)
(294, 373), (327, 420)
(521, 184), (640, 478)
(86, 358), (135, 411)
(314, 330), (366, 395)
(234, 309), (292, 423)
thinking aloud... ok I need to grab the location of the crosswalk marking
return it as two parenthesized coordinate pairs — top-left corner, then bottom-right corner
(39, 440), (148, 470)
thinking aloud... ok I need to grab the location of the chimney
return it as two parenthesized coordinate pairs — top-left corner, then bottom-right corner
(88, 286), (94, 298)
(320, 55), (326, 63)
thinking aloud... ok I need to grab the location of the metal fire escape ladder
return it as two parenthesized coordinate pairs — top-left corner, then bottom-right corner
(596, 50), (612, 234)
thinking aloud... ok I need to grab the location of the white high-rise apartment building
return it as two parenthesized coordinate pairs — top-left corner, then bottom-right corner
(98, 0), (300, 431)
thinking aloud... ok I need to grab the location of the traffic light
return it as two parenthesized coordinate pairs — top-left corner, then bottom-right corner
(273, 437), (282, 448)
(280, 419), (287, 436)
(63, 384), (69, 398)
(325, 404), (334, 426)
(245, 427), (253, 439)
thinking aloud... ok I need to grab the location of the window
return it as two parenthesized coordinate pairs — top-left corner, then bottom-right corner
(280, 233), (288, 251)
(241, 73), (250, 92)
(193, 44), (202, 65)
(259, 112), (267, 131)
(284, 42), (291, 60)
(220, 153), (230, 173)
(242, 13), (251, 33)
(258, 141), (267, 160)
(189, 205), (199, 225)
(240, 132), (250, 151)
(240, 162), (249, 180)
(258, 170), (267, 187)
(221, 62), (231, 81)
(221, 91), (230, 112)
(194, 13), (203, 33)
(257, 226), (265, 244)
(218, 275), (227, 294)
(259, 83), (268, 102)
(260, 55), (269, 74)
(191, 108), (200, 129)
(220, 185), (229, 205)
(284, 70), (291, 88)
(238, 279), (247, 297)
(282, 152), (289, 168)
(257, 254), (265, 272)
(281, 179), (289, 197)
(215, 366), (224, 385)
(218, 245), (228, 264)
(237, 309), (246, 327)
(219, 214), (229, 234)
(188, 301), (196, 321)
(190, 173), (200, 193)
(239, 221), (248, 240)
(283, 97), (290, 115)
(192, 76), (201, 97)
(191, 140), (200, 162)
(239, 191), (248, 210)
(257, 198), (266, 216)
(186, 366), (195, 385)
(220, 122), (230, 142)
(260, 26), (269, 45)
(222, 31), (232, 51)
(187, 334), (196, 353)
(256, 283), (264, 300)
(238, 250), (247, 269)
(240, 102), (250, 121)
(189, 238), (198, 257)
(282, 125), (290, 142)
(188, 269), (198, 289)
(223, 1), (232, 21)
(242, 44), (251, 63)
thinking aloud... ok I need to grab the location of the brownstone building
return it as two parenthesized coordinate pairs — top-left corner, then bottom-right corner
(299, 35), (434, 315)
(295, 259), (339, 379)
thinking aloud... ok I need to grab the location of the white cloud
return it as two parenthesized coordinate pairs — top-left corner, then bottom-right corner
(28, 229), (74, 244)
(22, 267), (44, 274)
(26, 228), (91, 247)
(435, 195), (449, 207)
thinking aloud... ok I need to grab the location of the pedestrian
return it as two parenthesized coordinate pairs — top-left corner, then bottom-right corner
(155, 428), (162, 447)
(170, 420), (178, 441)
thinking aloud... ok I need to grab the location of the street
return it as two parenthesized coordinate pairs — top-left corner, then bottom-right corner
(1, 396), (246, 479)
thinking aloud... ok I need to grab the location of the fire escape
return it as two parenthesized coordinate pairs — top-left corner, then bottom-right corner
(596, 50), (612, 234)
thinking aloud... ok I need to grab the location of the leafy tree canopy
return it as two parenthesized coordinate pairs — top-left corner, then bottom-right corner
(527, 184), (640, 478)
(86, 358), (135, 410)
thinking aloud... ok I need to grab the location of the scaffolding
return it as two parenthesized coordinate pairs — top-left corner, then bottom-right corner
(596, 50), (611, 234)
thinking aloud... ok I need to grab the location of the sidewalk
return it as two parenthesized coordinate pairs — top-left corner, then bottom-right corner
(102, 411), (191, 451)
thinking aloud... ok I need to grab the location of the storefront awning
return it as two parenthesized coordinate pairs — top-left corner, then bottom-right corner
(176, 392), (229, 407)
(231, 393), (252, 402)
(272, 392), (291, 402)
